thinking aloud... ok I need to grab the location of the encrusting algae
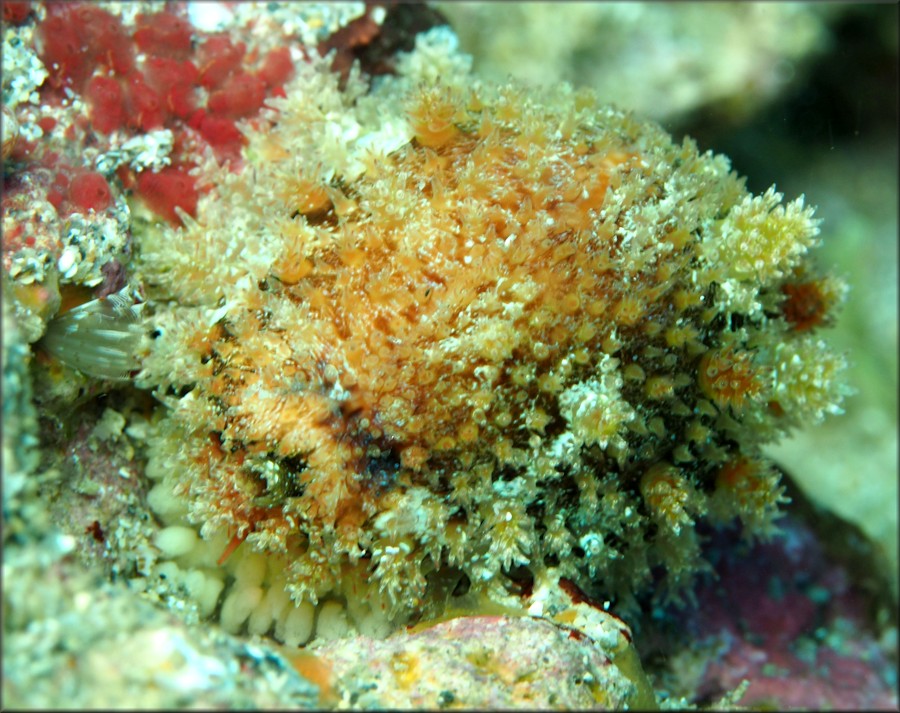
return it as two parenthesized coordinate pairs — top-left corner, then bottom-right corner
(52, 35), (848, 645)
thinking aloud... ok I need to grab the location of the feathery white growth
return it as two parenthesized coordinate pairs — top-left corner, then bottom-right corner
(773, 336), (850, 425)
(706, 186), (820, 285)
(394, 25), (473, 85)
(559, 357), (635, 450)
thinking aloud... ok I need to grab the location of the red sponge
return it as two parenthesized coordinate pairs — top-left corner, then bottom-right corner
(259, 47), (295, 89)
(85, 76), (126, 134)
(136, 167), (198, 225)
(38, 4), (134, 90)
(133, 11), (193, 60)
(144, 58), (199, 119)
(197, 35), (246, 89)
(69, 171), (113, 213)
(207, 72), (267, 118)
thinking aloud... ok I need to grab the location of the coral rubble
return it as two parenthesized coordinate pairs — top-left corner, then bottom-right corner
(308, 614), (645, 709)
